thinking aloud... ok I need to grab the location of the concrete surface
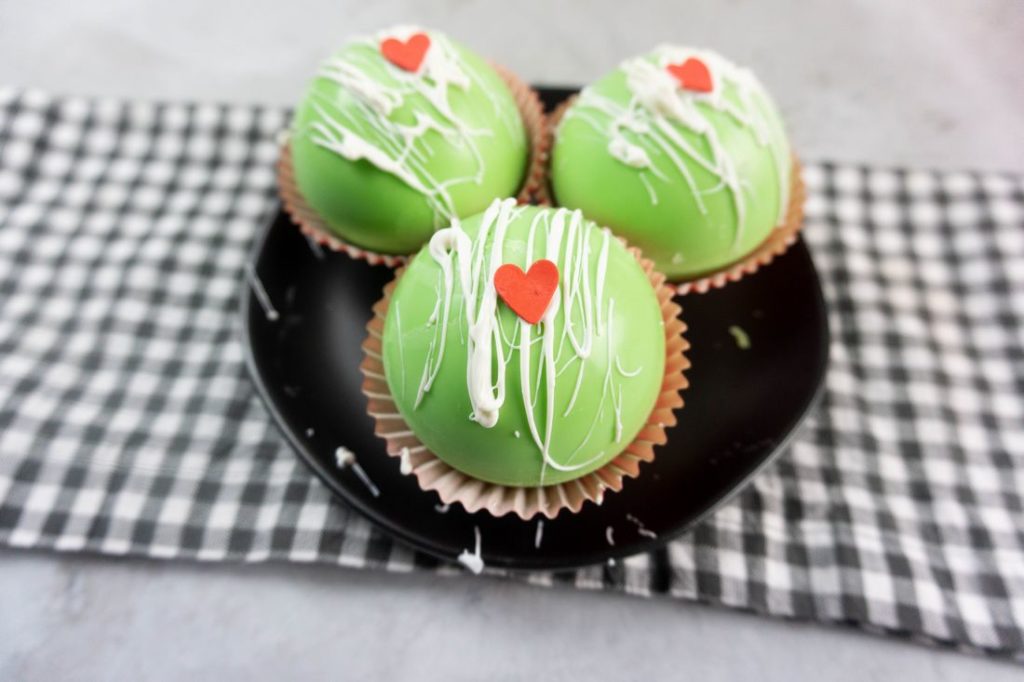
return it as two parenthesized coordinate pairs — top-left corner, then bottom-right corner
(2, 549), (1022, 682)
(2, 1), (1022, 172)
(1, 1), (1023, 680)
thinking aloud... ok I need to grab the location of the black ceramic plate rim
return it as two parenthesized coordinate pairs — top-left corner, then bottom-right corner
(239, 216), (830, 573)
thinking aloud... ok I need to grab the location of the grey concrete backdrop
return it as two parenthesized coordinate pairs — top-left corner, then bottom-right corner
(1, 1), (1023, 680)
(2, 1), (1023, 171)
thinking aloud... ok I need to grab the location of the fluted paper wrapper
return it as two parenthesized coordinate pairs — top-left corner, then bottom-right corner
(547, 96), (806, 295)
(493, 63), (550, 205)
(277, 63), (549, 267)
(360, 247), (689, 520)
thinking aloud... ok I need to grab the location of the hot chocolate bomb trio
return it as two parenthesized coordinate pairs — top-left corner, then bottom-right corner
(279, 26), (804, 519)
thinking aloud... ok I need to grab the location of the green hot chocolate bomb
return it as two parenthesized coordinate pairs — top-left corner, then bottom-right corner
(291, 26), (529, 255)
(381, 200), (666, 487)
(551, 46), (792, 281)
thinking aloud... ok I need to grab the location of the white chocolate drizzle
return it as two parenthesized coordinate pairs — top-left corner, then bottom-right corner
(638, 172), (659, 206)
(304, 235), (326, 260)
(300, 26), (519, 231)
(615, 357), (643, 378)
(245, 263), (279, 321)
(394, 302), (406, 399)
(415, 200), (645, 483)
(335, 446), (380, 497)
(561, 46), (790, 248)
(627, 513), (658, 539)
(457, 526), (484, 574)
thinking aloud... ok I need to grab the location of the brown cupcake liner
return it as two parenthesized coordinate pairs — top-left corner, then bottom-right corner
(492, 63), (550, 205)
(276, 62), (549, 267)
(547, 96), (806, 295)
(360, 242), (690, 520)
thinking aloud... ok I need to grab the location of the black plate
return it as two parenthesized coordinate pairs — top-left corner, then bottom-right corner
(241, 88), (830, 571)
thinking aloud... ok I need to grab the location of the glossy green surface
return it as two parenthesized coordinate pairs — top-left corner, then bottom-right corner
(381, 205), (665, 487)
(551, 50), (790, 280)
(291, 33), (528, 254)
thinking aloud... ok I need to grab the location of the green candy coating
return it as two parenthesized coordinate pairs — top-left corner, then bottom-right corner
(551, 47), (791, 280)
(381, 204), (665, 487)
(291, 29), (529, 255)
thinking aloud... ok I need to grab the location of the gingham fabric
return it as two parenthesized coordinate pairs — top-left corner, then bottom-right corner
(1, 87), (1023, 661)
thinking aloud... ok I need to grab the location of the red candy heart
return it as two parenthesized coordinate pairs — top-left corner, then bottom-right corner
(380, 32), (431, 72)
(666, 58), (713, 93)
(494, 260), (559, 325)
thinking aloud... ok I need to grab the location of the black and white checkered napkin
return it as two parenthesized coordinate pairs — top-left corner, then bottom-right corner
(1, 87), (1022, 659)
